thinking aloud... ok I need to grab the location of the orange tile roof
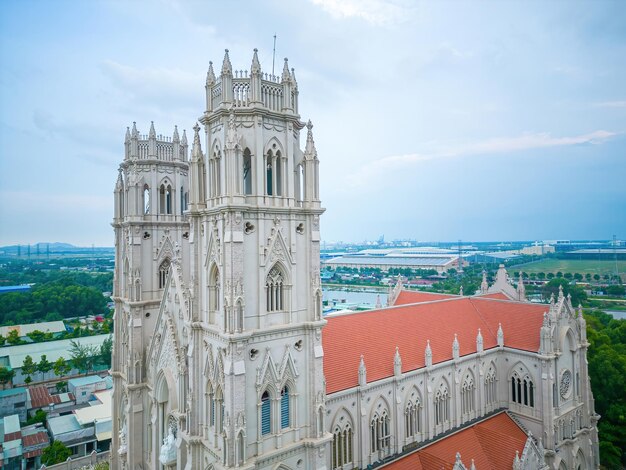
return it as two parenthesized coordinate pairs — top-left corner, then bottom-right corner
(394, 290), (456, 305)
(478, 292), (511, 300)
(323, 296), (546, 394)
(384, 412), (527, 470)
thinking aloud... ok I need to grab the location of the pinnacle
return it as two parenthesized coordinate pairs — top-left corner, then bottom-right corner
(206, 61), (216, 84)
(221, 49), (232, 75)
(251, 48), (261, 74)
(282, 57), (290, 81)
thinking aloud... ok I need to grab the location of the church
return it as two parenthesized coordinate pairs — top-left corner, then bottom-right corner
(111, 49), (600, 470)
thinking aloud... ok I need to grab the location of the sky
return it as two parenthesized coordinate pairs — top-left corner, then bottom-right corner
(1, 0), (625, 246)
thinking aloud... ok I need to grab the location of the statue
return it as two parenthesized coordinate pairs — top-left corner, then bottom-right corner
(118, 421), (127, 455)
(159, 426), (177, 465)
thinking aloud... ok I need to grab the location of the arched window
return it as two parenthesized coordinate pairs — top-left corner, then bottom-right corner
(235, 300), (244, 332)
(280, 386), (290, 429)
(404, 399), (421, 439)
(461, 374), (475, 419)
(143, 184), (150, 214)
(159, 184), (166, 214)
(208, 265), (220, 323)
(332, 423), (353, 469)
(210, 148), (222, 198)
(266, 266), (285, 312)
(166, 185), (172, 214)
(237, 431), (245, 466)
(265, 150), (273, 196)
(158, 259), (170, 289)
(243, 148), (252, 195)
(261, 391), (271, 435)
(215, 386), (224, 434)
(275, 150), (283, 196)
(434, 384), (450, 426)
(370, 410), (390, 454)
(485, 366), (497, 408)
(206, 383), (215, 429)
(511, 371), (534, 408)
(180, 185), (184, 213)
(295, 163), (303, 205)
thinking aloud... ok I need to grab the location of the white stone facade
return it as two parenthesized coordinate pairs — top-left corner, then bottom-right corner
(111, 49), (599, 469)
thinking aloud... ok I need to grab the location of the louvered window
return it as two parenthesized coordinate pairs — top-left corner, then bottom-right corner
(261, 391), (271, 435)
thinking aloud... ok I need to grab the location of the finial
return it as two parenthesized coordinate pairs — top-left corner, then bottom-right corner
(221, 49), (232, 75)
(425, 340), (432, 367)
(375, 295), (382, 309)
(304, 119), (317, 158)
(181, 129), (188, 145)
(470, 459), (476, 470)
(251, 48), (261, 74)
(172, 125), (180, 143)
(476, 328), (483, 352)
(455, 452), (462, 463)
(282, 57), (290, 81)
(191, 123), (202, 161)
(558, 284), (564, 300)
(358, 355), (367, 386)
(206, 61), (216, 85)
(124, 126), (131, 143)
(453, 333), (460, 359)
(291, 67), (297, 85)
(131, 121), (138, 138)
(497, 322), (504, 347)
(149, 121), (156, 139)
(459, 285), (463, 296)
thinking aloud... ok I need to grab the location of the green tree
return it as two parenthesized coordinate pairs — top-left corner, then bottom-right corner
(22, 355), (37, 382)
(0, 367), (15, 389)
(69, 340), (98, 373)
(41, 440), (72, 465)
(556, 271), (563, 278)
(25, 409), (47, 426)
(53, 357), (71, 378)
(541, 278), (587, 306)
(585, 273), (592, 282)
(37, 354), (52, 381)
(99, 336), (113, 368)
(7, 329), (21, 345)
(606, 285), (625, 297)
(26, 329), (46, 343)
(56, 380), (67, 393)
(593, 274), (601, 281)
(574, 273), (583, 281)
(0, 334), (5, 346)
(564, 272), (573, 280)
(547, 273), (555, 280)
(537, 272), (546, 280)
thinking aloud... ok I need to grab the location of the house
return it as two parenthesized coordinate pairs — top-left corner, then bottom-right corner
(68, 375), (109, 404)
(0, 387), (29, 421)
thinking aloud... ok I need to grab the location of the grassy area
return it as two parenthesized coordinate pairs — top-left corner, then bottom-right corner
(513, 259), (626, 277)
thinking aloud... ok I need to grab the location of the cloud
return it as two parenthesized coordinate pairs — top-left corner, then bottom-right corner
(593, 101), (626, 108)
(100, 60), (202, 108)
(347, 130), (617, 188)
(309, 0), (414, 25)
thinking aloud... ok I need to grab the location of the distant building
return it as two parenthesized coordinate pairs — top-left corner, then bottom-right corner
(0, 334), (110, 385)
(0, 320), (66, 341)
(68, 375), (109, 404)
(0, 414), (49, 469)
(28, 385), (75, 413)
(74, 389), (113, 451)
(0, 387), (29, 421)
(324, 253), (465, 273)
(47, 414), (97, 457)
(0, 285), (31, 295)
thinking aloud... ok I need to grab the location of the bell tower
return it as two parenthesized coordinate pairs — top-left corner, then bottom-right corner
(187, 48), (330, 468)
(111, 122), (190, 469)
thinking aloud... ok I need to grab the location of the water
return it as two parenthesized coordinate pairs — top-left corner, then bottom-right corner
(605, 310), (626, 320)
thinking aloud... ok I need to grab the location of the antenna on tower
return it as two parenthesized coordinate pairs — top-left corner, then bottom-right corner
(272, 33), (277, 77)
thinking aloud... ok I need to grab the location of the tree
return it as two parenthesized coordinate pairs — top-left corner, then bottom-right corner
(537, 272), (546, 280)
(564, 272), (573, 280)
(541, 278), (587, 306)
(556, 271), (563, 278)
(547, 273), (555, 280)
(41, 440), (72, 465)
(69, 340), (98, 374)
(606, 285), (625, 297)
(574, 273), (583, 281)
(585, 273), (592, 282)
(38, 355), (52, 381)
(0, 367), (15, 389)
(0, 334), (5, 346)
(53, 357), (71, 378)
(7, 329), (22, 345)
(26, 409), (47, 426)
(26, 329), (46, 343)
(22, 355), (37, 382)
(594, 274), (601, 281)
(99, 336), (113, 368)
(56, 380), (67, 393)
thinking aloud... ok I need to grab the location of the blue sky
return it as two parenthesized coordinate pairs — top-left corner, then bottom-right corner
(1, 0), (625, 246)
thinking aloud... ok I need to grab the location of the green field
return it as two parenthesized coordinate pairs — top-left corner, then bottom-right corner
(512, 259), (626, 278)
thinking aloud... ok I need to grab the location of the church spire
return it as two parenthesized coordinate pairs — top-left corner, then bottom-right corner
(206, 61), (216, 85)
(221, 49), (232, 76)
(251, 48), (261, 74)
(172, 125), (180, 143)
(282, 57), (291, 82)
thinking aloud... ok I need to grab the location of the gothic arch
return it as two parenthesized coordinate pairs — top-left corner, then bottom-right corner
(561, 327), (577, 352)
(331, 406), (355, 431)
(263, 136), (285, 156)
(509, 361), (535, 407)
(369, 395), (391, 422)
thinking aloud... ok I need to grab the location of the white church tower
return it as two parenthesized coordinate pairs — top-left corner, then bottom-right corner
(112, 49), (329, 469)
